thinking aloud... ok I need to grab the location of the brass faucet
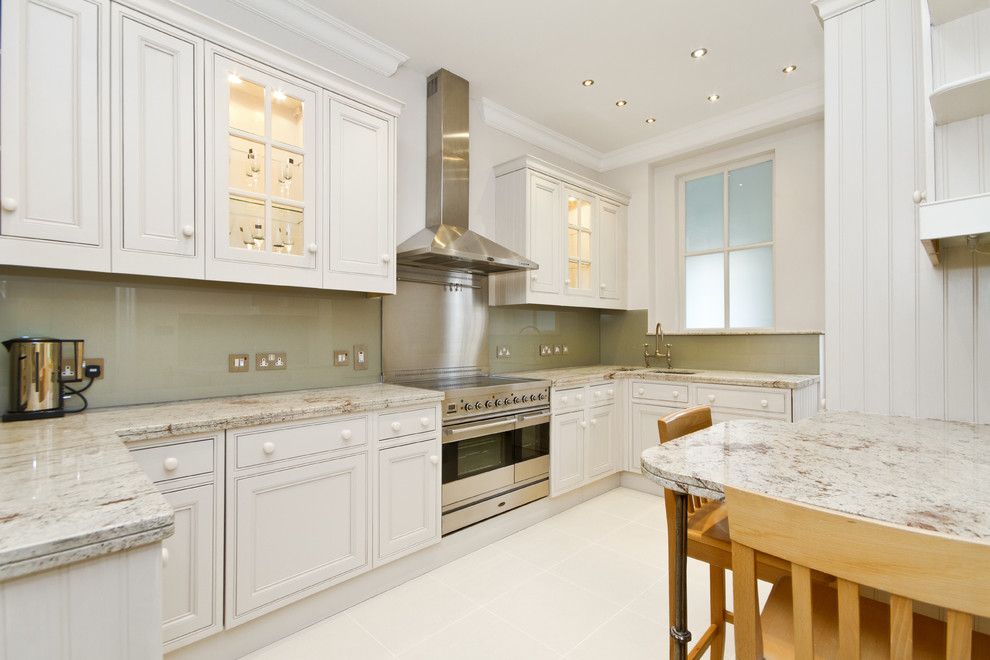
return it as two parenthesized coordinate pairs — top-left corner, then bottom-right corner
(644, 322), (673, 368)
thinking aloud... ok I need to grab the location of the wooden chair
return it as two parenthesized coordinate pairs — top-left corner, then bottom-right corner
(657, 406), (791, 660)
(725, 486), (990, 659)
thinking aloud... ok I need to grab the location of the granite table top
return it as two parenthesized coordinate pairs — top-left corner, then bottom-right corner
(0, 383), (442, 581)
(641, 411), (990, 544)
(507, 365), (820, 390)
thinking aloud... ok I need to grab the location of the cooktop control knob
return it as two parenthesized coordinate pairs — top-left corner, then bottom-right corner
(485, 400), (495, 408)
(538, 392), (546, 400)
(513, 396), (520, 404)
(463, 402), (474, 411)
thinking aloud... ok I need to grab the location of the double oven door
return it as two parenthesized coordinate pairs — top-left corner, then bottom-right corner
(441, 410), (550, 510)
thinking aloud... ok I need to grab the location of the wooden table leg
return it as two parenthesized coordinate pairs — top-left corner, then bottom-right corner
(670, 491), (692, 659)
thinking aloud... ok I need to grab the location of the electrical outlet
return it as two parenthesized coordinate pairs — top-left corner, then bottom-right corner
(333, 349), (351, 367)
(353, 344), (367, 370)
(561, 345), (569, 355)
(60, 358), (78, 380)
(228, 353), (249, 373)
(256, 352), (287, 371)
(539, 344), (552, 357)
(496, 345), (512, 359)
(553, 345), (562, 355)
(83, 357), (105, 379)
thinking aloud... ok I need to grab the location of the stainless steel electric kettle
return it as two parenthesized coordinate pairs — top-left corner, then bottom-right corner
(3, 337), (85, 422)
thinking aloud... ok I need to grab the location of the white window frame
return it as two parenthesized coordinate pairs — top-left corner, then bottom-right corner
(677, 152), (775, 332)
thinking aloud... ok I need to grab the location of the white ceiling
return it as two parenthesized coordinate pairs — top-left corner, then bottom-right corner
(308, 0), (824, 153)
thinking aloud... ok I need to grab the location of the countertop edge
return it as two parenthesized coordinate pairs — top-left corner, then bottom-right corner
(506, 366), (821, 390)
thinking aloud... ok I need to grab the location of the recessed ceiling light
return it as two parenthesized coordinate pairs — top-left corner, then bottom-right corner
(615, 99), (628, 107)
(782, 64), (798, 74)
(707, 93), (720, 103)
(645, 117), (656, 124)
(581, 79), (595, 86)
(227, 72), (242, 85)
(690, 48), (709, 59)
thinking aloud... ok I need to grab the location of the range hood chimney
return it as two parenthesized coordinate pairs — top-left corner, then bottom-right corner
(396, 69), (538, 274)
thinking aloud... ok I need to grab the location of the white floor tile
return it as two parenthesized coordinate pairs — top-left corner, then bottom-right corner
(492, 520), (591, 569)
(542, 502), (630, 541)
(597, 519), (667, 568)
(241, 614), (392, 660)
(550, 542), (660, 606)
(399, 608), (560, 660)
(564, 609), (668, 660)
(347, 574), (478, 655)
(430, 545), (545, 605)
(486, 572), (625, 655)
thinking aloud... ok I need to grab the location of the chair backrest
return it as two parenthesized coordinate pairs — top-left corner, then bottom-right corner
(657, 406), (713, 514)
(724, 486), (990, 659)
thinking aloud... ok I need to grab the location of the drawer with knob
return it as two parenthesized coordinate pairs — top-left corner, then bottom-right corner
(377, 407), (437, 441)
(631, 381), (689, 405)
(551, 387), (585, 413)
(131, 437), (215, 484)
(234, 416), (369, 468)
(695, 386), (788, 415)
(588, 383), (617, 405)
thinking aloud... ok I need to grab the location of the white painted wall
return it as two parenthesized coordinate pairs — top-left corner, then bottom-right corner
(822, 0), (990, 423)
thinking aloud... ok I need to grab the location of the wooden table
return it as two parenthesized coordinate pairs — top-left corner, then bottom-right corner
(640, 411), (990, 659)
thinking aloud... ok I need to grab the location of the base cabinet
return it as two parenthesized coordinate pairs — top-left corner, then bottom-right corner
(550, 410), (585, 496)
(376, 436), (440, 563)
(629, 402), (686, 472)
(585, 404), (616, 479)
(550, 384), (621, 496)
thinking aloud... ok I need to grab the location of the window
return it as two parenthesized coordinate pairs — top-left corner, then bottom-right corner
(681, 156), (773, 329)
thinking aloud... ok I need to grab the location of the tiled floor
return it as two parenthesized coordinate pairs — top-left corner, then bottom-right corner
(243, 487), (764, 659)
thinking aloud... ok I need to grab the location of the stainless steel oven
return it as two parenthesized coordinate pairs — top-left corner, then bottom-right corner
(440, 409), (550, 534)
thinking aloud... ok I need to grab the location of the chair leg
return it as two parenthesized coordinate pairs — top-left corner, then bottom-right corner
(709, 566), (726, 660)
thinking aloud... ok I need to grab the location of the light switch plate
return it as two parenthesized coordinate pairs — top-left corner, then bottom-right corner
(333, 349), (351, 367)
(256, 352), (287, 370)
(353, 344), (367, 370)
(83, 357), (105, 379)
(228, 353), (249, 373)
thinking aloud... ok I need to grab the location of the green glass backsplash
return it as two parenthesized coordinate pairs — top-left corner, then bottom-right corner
(488, 305), (601, 373)
(0, 268), (381, 409)
(600, 309), (821, 374)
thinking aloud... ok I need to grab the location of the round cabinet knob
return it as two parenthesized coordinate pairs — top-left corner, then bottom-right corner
(595, 391), (602, 398)
(307, 243), (318, 254)
(382, 253), (391, 263)
(672, 391), (680, 399)
(579, 420), (588, 428)
(600, 283), (606, 289)
(561, 396), (569, 404)
(637, 388), (645, 396)
(760, 399), (769, 408)
(607, 389), (614, 397)
(162, 457), (179, 472)
(590, 418), (598, 426)
(182, 225), (194, 238)
(429, 455), (439, 465)
(0, 197), (17, 212)
(262, 441), (275, 455)
(419, 416), (430, 427)
(531, 274), (538, 282)
(912, 189), (927, 204)
(707, 394), (716, 403)
(340, 429), (353, 441)
(576, 393), (584, 401)
(161, 547), (170, 566)
(391, 421), (402, 432)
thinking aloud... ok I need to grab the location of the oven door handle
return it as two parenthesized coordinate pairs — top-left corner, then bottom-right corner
(443, 417), (517, 444)
(515, 411), (551, 429)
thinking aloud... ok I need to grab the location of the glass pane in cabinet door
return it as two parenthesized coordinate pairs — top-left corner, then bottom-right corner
(579, 231), (591, 260)
(579, 200), (592, 229)
(271, 92), (304, 148)
(229, 136), (264, 193)
(228, 76), (265, 136)
(567, 260), (578, 288)
(271, 149), (303, 203)
(567, 196), (580, 226)
(229, 195), (266, 251)
(568, 228), (578, 258)
(271, 203), (304, 256)
(579, 262), (591, 289)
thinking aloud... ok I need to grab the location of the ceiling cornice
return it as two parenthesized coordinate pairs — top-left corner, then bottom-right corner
(227, 0), (409, 76)
(810, 0), (875, 23)
(480, 98), (606, 172)
(481, 83), (824, 173)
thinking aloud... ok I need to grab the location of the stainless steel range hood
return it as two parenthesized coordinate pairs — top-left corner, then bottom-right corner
(396, 69), (538, 274)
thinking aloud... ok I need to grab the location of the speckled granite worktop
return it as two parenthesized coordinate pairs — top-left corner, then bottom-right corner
(507, 365), (819, 390)
(641, 412), (990, 544)
(0, 383), (442, 581)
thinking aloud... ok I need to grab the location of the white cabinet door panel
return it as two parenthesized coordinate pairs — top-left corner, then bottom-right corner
(585, 404), (615, 479)
(233, 454), (368, 616)
(528, 173), (561, 294)
(328, 100), (391, 282)
(629, 403), (686, 472)
(550, 409), (585, 496)
(113, 8), (203, 277)
(0, 0), (105, 246)
(161, 483), (216, 645)
(598, 200), (621, 300)
(377, 438), (439, 561)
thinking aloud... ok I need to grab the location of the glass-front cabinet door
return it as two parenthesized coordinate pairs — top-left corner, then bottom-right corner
(209, 51), (319, 286)
(564, 187), (596, 296)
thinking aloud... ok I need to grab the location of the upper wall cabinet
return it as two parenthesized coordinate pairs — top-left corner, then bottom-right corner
(0, 0), (110, 271)
(488, 156), (630, 310)
(0, 0), (401, 294)
(111, 5), (204, 279)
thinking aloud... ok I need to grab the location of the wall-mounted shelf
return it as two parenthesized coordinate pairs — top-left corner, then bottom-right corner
(919, 191), (990, 265)
(930, 71), (990, 125)
(927, 0), (990, 24)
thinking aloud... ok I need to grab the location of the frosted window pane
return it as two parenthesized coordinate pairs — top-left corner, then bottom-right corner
(685, 253), (724, 328)
(728, 160), (772, 246)
(729, 247), (773, 327)
(685, 173), (723, 252)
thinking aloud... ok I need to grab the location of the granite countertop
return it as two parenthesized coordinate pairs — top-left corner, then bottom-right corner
(641, 411), (990, 544)
(507, 365), (820, 390)
(0, 383), (442, 582)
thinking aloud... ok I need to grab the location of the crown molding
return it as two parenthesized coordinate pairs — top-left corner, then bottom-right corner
(810, 0), (875, 22)
(599, 82), (825, 171)
(227, 0), (409, 76)
(481, 97), (605, 172)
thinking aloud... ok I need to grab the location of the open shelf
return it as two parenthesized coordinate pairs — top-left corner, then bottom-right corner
(930, 71), (990, 124)
(919, 191), (990, 265)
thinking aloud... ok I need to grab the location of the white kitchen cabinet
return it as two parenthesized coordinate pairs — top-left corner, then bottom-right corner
(585, 404), (616, 479)
(376, 436), (440, 563)
(489, 155), (630, 310)
(550, 409), (586, 496)
(629, 402), (686, 472)
(111, 6), (204, 278)
(326, 98), (395, 293)
(206, 46), (321, 288)
(231, 453), (368, 619)
(0, 0), (110, 271)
